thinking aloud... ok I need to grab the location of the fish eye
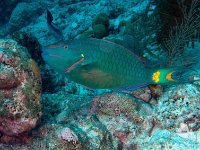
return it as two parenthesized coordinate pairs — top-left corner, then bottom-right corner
(64, 45), (68, 49)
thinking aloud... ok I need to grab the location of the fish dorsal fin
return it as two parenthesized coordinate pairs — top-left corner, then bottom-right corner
(47, 9), (53, 24)
(122, 35), (148, 66)
(99, 38), (147, 66)
(123, 35), (143, 56)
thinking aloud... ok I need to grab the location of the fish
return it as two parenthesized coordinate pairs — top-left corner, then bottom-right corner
(42, 38), (196, 90)
(47, 9), (63, 41)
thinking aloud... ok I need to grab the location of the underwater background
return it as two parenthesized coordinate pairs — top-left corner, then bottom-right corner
(0, 0), (200, 149)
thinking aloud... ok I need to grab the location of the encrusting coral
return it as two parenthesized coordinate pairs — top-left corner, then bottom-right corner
(0, 39), (42, 137)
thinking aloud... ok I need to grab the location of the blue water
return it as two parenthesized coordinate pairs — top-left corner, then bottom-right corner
(0, 0), (200, 149)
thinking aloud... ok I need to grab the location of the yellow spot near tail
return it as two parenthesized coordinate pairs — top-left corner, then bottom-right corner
(152, 71), (160, 83)
(166, 71), (175, 81)
(81, 54), (84, 58)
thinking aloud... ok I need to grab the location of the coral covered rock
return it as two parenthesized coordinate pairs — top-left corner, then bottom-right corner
(156, 84), (200, 132)
(30, 124), (84, 150)
(0, 0), (19, 26)
(0, 124), (84, 149)
(91, 93), (158, 149)
(140, 129), (200, 149)
(0, 39), (42, 136)
(6, 2), (45, 34)
(42, 87), (114, 149)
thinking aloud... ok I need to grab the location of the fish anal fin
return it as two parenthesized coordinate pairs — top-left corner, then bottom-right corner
(117, 83), (149, 91)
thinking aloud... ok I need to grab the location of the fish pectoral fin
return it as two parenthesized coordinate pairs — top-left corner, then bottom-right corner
(80, 62), (91, 67)
(79, 60), (94, 69)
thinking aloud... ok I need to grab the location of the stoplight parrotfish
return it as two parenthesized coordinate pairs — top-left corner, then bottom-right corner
(43, 10), (198, 90)
(42, 38), (196, 90)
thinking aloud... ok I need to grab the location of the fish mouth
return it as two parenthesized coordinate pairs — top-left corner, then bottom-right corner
(41, 49), (48, 57)
(41, 47), (84, 73)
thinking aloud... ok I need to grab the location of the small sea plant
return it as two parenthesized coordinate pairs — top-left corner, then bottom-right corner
(92, 13), (109, 39)
(155, 0), (200, 66)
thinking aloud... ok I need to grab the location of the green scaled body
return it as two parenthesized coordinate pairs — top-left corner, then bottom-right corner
(42, 38), (187, 90)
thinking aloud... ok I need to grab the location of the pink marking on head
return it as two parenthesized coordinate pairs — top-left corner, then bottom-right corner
(47, 41), (65, 49)
(66, 57), (85, 73)
(48, 54), (64, 58)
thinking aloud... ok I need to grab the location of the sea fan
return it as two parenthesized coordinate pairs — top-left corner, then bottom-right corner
(162, 0), (200, 65)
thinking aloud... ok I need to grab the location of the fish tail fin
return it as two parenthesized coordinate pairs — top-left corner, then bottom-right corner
(47, 9), (53, 24)
(149, 67), (199, 85)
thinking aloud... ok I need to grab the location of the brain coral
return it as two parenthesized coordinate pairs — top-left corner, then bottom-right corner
(0, 39), (42, 136)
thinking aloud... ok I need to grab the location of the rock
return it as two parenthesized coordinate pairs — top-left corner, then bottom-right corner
(91, 93), (158, 149)
(129, 87), (152, 103)
(156, 84), (200, 132)
(0, 0), (19, 26)
(42, 86), (113, 149)
(6, 2), (45, 34)
(30, 124), (84, 150)
(70, 117), (114, 150)
(0, 124), (84, 149)
(140, 129), (200, 150)
(0, 39), (42, 136)
(19, 0), (147, 46)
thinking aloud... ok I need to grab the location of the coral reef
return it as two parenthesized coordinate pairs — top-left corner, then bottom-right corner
(0, 0), (20, 26)
(140, 129), (200, 149)
(0, 0), (199, 149)
(40, 86), (114, 149)
(1, 1), (46, 36)
(155, 0), (200, 65)
(6, 2), (46, 34)
(0, 39), (42, 136)
(92, 13), (109, 39)
(91, 93), (158, 149)
(0, 124), (84, 149)
(30, 124), (84, 150)
(155, 84), (200, 132)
